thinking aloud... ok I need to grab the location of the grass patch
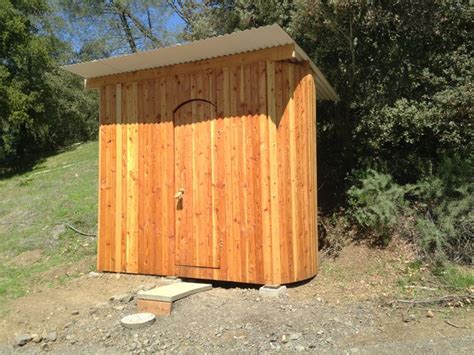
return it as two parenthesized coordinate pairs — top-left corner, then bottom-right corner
(396, 259), (473, 299)
(433, 264), (474, 290)
(0, 142), (98, 310)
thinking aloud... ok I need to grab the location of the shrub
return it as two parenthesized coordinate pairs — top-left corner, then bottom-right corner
(349, 158), (473, 264)
(408, 156), (473, 264)
(348, 169), (405, 244)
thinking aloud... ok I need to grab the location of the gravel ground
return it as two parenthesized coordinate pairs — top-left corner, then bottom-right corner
(1, 244), (472, 354)
(1, 281), (473, 354)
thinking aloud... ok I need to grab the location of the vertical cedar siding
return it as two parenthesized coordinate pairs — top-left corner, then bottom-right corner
(97, 59), (318, 284)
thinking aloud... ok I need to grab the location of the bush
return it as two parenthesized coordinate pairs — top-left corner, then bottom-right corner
(408, 156), (473, 264)
(349, 158), (473, 264)
(348, 170), (405, 244)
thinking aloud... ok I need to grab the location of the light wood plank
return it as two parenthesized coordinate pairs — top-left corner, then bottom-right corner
(126, 82), (139, 273)
(287, 64), (298, 281)
(222, 67), (233, 280)
(258, 62), (272, 283)
(114, 83), (123, 272)
(266, 60), (281, 284)
(97, 86), (107, 271)
(250, 62), (264, 283)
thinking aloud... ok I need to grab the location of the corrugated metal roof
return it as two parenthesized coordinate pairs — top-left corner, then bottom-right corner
(62, 24), (338, 100)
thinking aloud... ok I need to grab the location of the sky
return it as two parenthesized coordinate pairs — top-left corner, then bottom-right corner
(55, 3), (188, 60)
(167, 11), (186, 31)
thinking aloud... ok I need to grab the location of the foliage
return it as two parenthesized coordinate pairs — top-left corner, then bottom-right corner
(349, 157), (473, 263)
(348, 170), (405, 244)
(408, 156), (473, 264)
(0, 0), (98, 165)
(171, 0), (296, 41)
(357, 45), (473, 182)
(291, 0), (473, 198)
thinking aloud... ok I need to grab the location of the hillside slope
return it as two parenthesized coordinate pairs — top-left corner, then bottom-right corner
(0, 142), (98, 304)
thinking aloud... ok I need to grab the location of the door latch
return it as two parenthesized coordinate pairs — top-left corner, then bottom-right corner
(174, 188), (185, 200)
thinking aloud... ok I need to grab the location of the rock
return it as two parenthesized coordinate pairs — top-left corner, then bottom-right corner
(41, 343), (49, 351)
(269, 342), (280, 350)
(110, 294), (134, 303)
(113, 305), (125, 311)
(71, 310), (80, 315)
(15, 334), (32, 346)
(281, 334), (288, 343)
(290, 333), (302, 341)
(316, 330), (324, 335)
(32, 334), (42, 343)
(402, 314), (416, 322)
(136, 283), (156, 292)
(426, 310), (434, 318)
(64, 322), (73, 329)
(295, 345), (305, 352)
(88, 271), (102, 278)
(44, 331), (57, 343)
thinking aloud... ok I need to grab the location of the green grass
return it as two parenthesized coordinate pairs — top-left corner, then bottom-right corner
(433, 263), (474, 290)
(396, 260), (473, 299)
(0, 142), (98, 307)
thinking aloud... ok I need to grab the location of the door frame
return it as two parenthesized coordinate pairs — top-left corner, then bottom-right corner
(172, 98), (220, 269)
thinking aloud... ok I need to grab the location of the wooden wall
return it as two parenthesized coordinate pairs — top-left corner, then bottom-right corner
(97, 58), (317, 285)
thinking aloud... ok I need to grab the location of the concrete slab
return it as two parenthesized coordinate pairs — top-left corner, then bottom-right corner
(137, 282), (212, 302)
(259, 285), (287, 296)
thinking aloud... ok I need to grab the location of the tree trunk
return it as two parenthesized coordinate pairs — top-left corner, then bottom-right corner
(118, 10), (137, 53)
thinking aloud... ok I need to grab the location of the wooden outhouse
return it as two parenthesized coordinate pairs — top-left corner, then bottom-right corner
(63, 25), (338, 285)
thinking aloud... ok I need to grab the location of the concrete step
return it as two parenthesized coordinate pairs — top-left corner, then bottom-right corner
(137, 282), (212, 303)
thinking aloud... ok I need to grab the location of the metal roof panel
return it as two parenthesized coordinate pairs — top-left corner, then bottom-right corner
(62, 24), (338, 100)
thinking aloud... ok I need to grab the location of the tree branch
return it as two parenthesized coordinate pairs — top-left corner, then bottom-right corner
(167, 0), (192, 26)
(114, 2), (163, 48)
(118, 10), (137, 52)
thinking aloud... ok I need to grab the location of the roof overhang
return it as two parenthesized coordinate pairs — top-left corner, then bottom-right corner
(62, 24), (339, 101)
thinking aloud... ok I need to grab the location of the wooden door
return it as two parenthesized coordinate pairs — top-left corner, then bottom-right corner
(174, 99), (220, 268)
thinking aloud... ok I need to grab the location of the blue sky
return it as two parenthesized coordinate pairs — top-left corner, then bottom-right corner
(56, 4), (187, 59)
(168, 12), (185, 30)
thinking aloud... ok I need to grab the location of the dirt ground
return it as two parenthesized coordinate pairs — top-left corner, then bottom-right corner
(0, 243), (472, 354)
